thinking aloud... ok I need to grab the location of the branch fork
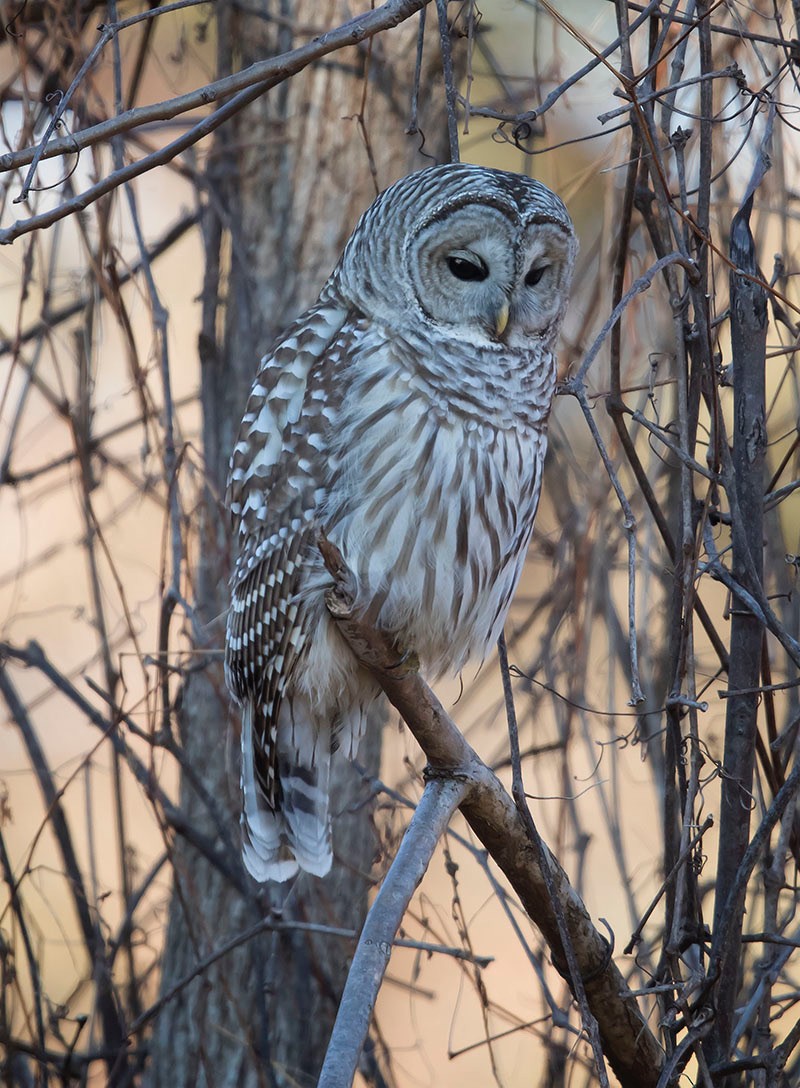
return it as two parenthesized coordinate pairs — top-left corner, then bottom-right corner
(316, 534), (665, 1087)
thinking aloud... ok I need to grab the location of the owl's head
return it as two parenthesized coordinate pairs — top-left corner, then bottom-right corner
(333, 163), (577, 350)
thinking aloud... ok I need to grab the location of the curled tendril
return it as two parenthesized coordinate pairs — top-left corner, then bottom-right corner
(692, 849), (708, 877)
(43, 90), (67, 130)
(4, 0), (26, 37)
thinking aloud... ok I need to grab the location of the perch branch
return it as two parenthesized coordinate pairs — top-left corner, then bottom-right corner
(318, 536), (665, 1087)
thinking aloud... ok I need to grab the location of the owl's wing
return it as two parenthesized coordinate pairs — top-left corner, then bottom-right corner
(225, 299), (350, 810)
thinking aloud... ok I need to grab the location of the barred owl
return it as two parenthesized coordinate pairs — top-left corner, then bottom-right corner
(226, 163), (576, 881)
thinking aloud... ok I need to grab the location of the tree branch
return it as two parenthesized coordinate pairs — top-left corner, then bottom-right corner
(0, 659), (127, 1079)
(0, 0), (431, 244)
(318, 776), (468, 1087)
(709, 187), (769, 1072)
(318, 536), (665, 1087)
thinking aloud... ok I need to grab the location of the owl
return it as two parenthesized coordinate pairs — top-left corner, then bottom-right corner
(226, 163), (576, 881)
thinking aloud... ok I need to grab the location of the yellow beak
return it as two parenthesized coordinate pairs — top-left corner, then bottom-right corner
(494, 303), (510, 338)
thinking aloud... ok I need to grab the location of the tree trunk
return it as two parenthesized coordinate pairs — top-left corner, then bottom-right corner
(148, 4), (453, 1085)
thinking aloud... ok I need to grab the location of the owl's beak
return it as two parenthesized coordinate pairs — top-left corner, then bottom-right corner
(494, 303), (510, 339)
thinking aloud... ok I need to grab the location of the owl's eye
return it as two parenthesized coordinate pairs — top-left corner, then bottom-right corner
(447, 253), (489, 282)
(525, 264), (549, 287)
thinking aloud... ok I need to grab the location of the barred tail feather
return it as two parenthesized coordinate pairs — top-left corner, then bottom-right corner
(279, 694), (333, 877)
(240, 699), (333, 882)
(240, 701), (299, 882)
(280, 749), (332, 878)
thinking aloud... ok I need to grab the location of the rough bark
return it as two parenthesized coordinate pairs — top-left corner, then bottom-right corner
(147, 4), (452, 1086)
(708, 198), (768, 1076)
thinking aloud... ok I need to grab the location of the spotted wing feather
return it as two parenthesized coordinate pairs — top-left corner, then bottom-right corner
(225, 300), (349, 816)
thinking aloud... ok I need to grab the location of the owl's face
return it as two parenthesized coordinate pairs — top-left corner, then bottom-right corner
(407, 201), (575, 346)
(334, 163), (577, 351)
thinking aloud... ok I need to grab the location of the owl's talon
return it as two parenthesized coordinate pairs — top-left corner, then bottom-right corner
(386, 648), (419, 674)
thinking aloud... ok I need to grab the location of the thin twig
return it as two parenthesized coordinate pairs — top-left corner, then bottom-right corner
(625, 816), (715, 955)
(0, 660), (127, 1077)
(498, 633), (610, 1086)
(0, 0), (431, 244)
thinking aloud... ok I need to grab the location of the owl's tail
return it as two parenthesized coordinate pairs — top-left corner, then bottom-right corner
(240, 700), (333, 882)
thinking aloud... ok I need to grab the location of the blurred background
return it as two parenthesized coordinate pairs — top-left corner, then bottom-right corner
(0, 2), (799, 1085)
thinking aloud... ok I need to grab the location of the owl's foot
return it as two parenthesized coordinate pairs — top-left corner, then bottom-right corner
(385, 647), (420, 675)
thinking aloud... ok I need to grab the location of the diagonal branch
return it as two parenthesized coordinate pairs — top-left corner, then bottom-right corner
(318, 776), (468, 1087)
(0, 640), (249, 895)
(0, 0), (431, 245)
(318, 536), (665, 1087)
(0, 0), (429, 177)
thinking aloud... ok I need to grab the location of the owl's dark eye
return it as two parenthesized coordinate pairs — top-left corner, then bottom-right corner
(525, 264), (548, 287)
(447, 254), (489, 282)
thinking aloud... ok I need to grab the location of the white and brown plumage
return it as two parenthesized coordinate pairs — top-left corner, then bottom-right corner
(226, 163), (577, 881)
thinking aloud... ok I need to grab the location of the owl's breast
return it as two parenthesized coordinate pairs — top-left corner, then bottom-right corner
(317, 351), (547, 674)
